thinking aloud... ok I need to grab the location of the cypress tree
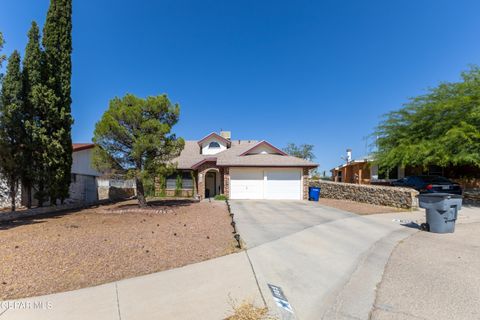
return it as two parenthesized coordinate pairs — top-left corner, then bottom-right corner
(42, 0), (73, 203)
(22, 22), (43, 208)
(0, 32), (5, 71)
(0, 51), (24, 211)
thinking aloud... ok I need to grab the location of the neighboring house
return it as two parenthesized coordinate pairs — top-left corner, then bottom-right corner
(332, 159), (403, 185)
(331, 150), (403, 185)
(163, 131), (318, 200)
(0, 143), (135, 210)
(69, 143), (102, 203)
(331, 149), (480, 190)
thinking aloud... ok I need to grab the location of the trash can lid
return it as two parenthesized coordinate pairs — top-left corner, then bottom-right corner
(417, 193), (462, 199)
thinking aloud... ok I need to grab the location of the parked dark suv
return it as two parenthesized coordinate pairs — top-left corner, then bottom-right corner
(392, 175), (463, 195)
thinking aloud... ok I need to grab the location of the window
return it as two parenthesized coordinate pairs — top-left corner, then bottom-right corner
(209, 141), (220, 148)
(166, 171), (194, 189)
(182, 171), (193, 189)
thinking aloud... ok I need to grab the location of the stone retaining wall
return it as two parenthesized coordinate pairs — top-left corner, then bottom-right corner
(98, 186), (136, 201)
(309, 180), (419, 209)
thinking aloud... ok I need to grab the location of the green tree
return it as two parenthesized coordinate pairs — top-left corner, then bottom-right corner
(93, 94), (185, 207)
(30, 84), (61, 206)
(0, 32), (5, 72)
(283, 143), (315, 161)
(375, 66), (480, 170)
(21, 22), (43, 207)
(42, 0), (73, 203)
(0, 51), (24, 211)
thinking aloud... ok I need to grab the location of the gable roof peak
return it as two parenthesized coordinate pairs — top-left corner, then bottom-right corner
(239, 140), (287, 156)
(197, 132), (231, 146)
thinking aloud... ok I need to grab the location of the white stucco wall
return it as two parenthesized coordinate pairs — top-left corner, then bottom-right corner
(201, 137), (228, 155)
(68, 174), (98, 203)
(71, 149), (101, 176)
(0, 176), (22, 209)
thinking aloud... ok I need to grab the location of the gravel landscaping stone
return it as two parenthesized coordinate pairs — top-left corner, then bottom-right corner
(0, 199), (236, 300)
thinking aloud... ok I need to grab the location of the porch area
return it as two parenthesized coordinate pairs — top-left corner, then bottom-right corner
(155, 164), (228, 200)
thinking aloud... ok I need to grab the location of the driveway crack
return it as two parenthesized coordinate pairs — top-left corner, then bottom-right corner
(245, 250), (268, 308)
(115, 282), (122, 320)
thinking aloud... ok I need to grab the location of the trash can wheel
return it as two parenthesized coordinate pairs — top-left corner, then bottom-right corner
(420, 223), (430, 231)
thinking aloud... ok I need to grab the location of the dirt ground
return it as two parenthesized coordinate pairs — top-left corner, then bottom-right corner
(0, 199), (237, 300)
(317, 198), (408, 215)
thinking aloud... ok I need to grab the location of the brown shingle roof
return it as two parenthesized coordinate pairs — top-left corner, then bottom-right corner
(172, 139), (317, 169)
(72, 143), (95, 152)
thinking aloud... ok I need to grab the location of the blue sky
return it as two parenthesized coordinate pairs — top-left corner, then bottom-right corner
(1, 0), (480, 173)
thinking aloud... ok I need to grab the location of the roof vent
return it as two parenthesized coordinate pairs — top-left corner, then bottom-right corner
(220, 131), (231, 140)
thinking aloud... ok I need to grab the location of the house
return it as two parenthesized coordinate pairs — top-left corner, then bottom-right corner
(331, 149), (480, 190)
(0, 143), (137, 210)
(71, 143), (137, 202)
(332, 159), (403, 185)
(69, 143), (102, 203)
(331, 149), (404, 185)
(0, 143), (101, 209)
(161, 131), (318, 200)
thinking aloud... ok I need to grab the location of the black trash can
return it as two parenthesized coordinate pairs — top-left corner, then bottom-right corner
(418, 193), (463, 233)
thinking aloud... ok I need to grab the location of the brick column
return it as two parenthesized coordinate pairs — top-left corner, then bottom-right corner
(198, 171), (205, 200)
(302, 168), (309, 200)
(223, 167), (230, 198)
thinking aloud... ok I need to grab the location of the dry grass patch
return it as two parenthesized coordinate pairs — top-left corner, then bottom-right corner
(0, 199), (237, 300)
(317, 198), (409, 215)
(226, 300), (276, 320)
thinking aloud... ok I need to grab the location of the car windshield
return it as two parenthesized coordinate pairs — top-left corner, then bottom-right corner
(419, 176), (451, 183)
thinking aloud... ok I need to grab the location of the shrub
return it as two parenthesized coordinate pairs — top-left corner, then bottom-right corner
(156, 175), (166, 197)
(174, 173), (182, 197)
(214, 194), (228, 201)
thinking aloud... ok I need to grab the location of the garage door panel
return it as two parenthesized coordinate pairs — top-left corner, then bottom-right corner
(230, 169), (264, 199)
(265, 169), (302, 200)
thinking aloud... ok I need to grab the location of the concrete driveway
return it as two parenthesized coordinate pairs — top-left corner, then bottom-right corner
(230, 200), (423, 320)
(231, 200), (355, 248)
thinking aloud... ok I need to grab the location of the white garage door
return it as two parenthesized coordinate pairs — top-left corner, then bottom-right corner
(229, 168), (302, 200)
(230, 168), (264, 199)
(264, 168), (302, 200)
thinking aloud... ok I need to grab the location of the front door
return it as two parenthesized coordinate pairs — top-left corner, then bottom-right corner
(205, 172), (216, 198)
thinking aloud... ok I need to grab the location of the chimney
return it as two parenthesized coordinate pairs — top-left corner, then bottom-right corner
(220, 131), (231, 140)
(346, 149), (352, 163)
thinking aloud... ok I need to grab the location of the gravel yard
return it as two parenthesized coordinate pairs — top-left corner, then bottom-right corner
(0, 199), (236, 300)
(318, 198), (408, 215)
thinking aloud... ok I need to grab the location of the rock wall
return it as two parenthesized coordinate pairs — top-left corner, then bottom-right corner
(309, 180), (419, 209)
(97, 177), (136, 201)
